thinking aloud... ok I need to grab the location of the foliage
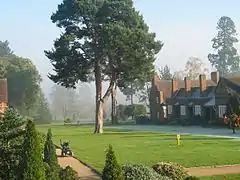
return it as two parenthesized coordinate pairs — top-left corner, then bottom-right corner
(124, 104), (147, 119)
(116, 104), (128, 121)
(208, 16), (240, 75)
(59, 166), (79, 180)
(102, 144), (123, 180)
(184, 176), (200, 180)
(0, 40), (13, 57)
(135, 115), (150, 125)
(35, 90), (52, 124)
(0, 108), (26, 179)
(122, 164), (170, 180)
(20, 120), (46, 180)
(158, 65), (173, 80)
(45, 0), (162, 133)
(38, 131), (46, 153)
(152, 162), (186, 180)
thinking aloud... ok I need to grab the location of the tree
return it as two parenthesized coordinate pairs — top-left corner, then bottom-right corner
(0, 41), (42, 116)
(45, 0), (162, 133)
(0, 40), (13, 57)
(59, 166), (78, 180)
(208, 16), (240, 75)
(158, 65), (172, 80)
(102, 144), (123, 180)
(20, 120), (45, 180)
(184, 57), (209, 79)
(44, 128), (60, 180)
(0, 108), (26, 179)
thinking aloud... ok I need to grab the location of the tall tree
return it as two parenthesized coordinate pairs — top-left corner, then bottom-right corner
(45, 0), (162, 133)
(158, 65), (172, 80)
(20, 120), (45, 180)
(0, 41), (42, 116)
(208, 16), (240, 75)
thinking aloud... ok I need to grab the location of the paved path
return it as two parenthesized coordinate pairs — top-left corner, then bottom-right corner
(56, 149), (101, 180)
(106, 125), (240, 139)
(186, 165), (240, 177)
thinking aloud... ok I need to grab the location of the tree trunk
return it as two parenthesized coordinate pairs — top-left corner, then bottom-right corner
(111, 83), (117, 124)
(130, 82), (134, 120)
(94, 61), (103, 134)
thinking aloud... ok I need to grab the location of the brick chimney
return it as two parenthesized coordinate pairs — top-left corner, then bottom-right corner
(211, 71), (220, 84)
(199, 74), (207, 96)
(184, 77), (191, 97)
(171, 79), (178, 96)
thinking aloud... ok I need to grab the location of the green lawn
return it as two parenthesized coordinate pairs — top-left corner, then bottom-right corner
(37, 125), (240, 176)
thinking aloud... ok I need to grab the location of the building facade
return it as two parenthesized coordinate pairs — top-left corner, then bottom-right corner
(150, 71), (240, 125)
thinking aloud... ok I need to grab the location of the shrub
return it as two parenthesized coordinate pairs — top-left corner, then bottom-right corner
(122, 164), (171, 180)
(59, 166), (79, 180)
(184, 176), (200, 180)
(102, 145), (123, 180)
(152, 162), (186, 180)
(20, 120), (46, 179)
(64, 118), (72, 124)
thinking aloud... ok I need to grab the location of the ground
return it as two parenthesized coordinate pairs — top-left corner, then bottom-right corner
(38, 124), (240, 179)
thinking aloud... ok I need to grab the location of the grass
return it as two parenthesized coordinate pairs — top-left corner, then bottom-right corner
(37, 125), (240, 173)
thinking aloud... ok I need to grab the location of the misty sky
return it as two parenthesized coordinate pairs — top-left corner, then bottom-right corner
(1, 0), (240, 98)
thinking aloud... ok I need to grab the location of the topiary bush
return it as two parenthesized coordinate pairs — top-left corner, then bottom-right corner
(152, 162), (186, 180)
(102, 144), (123, 180)
(122, 164), (171, 180)
(184, 176), (200, 180)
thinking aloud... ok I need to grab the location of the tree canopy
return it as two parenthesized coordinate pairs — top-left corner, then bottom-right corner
(208, 16), (240, 75)
(45, 0), (162, 133)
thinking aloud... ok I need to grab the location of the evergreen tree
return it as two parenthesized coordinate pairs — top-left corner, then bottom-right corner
(44, 128), (60, 180)
(158, 65), (173, 80)
(208, 16), (240, 75)
(20, 120), (46, 180)
(59, 166), (79, 180)
(102, 145), (123, 180)
(0, 108), (26, 179)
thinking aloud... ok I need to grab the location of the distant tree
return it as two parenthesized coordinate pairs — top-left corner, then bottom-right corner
(184, 57), (209, 79)
(102, 145), (123, 180)
(0, 108), (26, 179)
(158, 65), (172, 80)
(208, 16), (240, 75)
(0, 40), (13, 57)
(172, 70), (184, 80)
(44, 128), (60, 180)
(20, 120), (45, 180)
(0, 41), (41, 116)
(45, 0), (162, 133)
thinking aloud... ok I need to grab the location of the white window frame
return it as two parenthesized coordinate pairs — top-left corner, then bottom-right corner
(194, 105), (201, 115)
(168, 105), (172, 114)
(180, 105), (186, 115)
(218, 105), (227, 117)
(163, 106), (167, 118)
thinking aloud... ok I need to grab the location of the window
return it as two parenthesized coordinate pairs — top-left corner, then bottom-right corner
(168, 105), (172, 114)
(163, 106), (167, 118)
(194, 105), (201, 115)
(156, 97), (159, 103)
(180, 105), (186, 115)
(218, 105), (227, 117)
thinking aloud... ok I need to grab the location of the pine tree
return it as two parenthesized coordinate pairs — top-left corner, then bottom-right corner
(102, 145), (123, 180)
(20, 120), (46, 180)
(0, 108), (26, 179)
(44, 128), (60, 180)
(208, 16), (240, 75)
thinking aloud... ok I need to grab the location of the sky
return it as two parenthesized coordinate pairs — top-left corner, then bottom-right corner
(1, 0), (240, 99)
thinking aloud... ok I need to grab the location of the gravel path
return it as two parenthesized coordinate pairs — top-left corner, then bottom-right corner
(56, 149), (101, 180)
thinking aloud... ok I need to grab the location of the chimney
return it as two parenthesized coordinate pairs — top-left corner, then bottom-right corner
(171, 79), (178, 96)
(211, 71), (220, 84)
(184, 77), (191, 97)
(199, 74), (207, 96)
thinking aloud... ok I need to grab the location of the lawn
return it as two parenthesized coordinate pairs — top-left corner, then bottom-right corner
(37, 125), (240, 173)
(201, 174), (240, 180)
